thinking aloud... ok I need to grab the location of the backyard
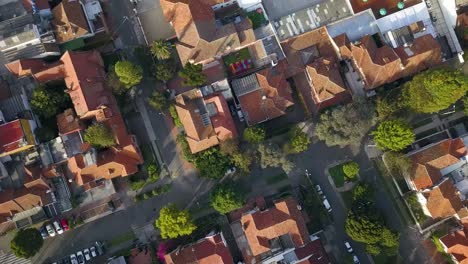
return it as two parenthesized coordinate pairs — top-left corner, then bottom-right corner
(222, 48), (252, 75)
(247, 9), (267, 29)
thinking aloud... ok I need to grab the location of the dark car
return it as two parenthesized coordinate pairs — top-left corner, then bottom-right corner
(107, 201), (116, 211)
(40, 227), (48, 239)
(95, 241), (104, 255)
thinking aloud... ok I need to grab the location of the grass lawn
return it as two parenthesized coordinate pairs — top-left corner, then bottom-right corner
(222, 48), (251, 66)
(329, 164), (346, 188)
(266, 173), (288, 185)
(247, 11), (266, 29)
(108, 231), (136, 248)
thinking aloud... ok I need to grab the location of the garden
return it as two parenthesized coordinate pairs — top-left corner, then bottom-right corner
(328, 161), (359, 188)
(222, 48), (252, 76)
(246, 8), (267, 29)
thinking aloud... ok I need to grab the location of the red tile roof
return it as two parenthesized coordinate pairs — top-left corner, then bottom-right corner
(52, 0), (90, 43)
(0, 120), (24, 155)
(240, 197), (310, 260)
(164, 233), (234, 264)
(440, 218), (468, 264)
(57, 108), (85, 135)
(409, 139), (467, 190)
(294, 239), (330, 264)
(6, 51), (143, 186)
(238, 66), (294, 126)
(204, 95), (238, 141)
(22, 0), (50, 12)
(422, 179), (465, 219)
(349, 0), (422, 18)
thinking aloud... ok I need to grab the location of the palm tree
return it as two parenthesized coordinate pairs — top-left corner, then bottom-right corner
(150, 40), (172, 60)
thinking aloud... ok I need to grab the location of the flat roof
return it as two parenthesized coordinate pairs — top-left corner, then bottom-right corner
(349, 0), (422, 18)
(231, 74), (260, 97)
(272, 0), (352, 40)
(327, 9), (379, 41)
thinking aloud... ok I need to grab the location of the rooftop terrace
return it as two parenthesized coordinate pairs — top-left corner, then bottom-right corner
(349, 0), (422, 18)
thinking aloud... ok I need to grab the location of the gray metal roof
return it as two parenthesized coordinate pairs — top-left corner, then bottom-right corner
(230, 74), (260, 97)
(327, 9), (379, 41)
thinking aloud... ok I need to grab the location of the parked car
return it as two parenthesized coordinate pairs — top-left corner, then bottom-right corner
(83, 248), (91, 261)
(53, 221), (64, 235)
(70, 254), (78, 264)
(95, 241), (104, 255)
(344, 241), (353, 253)
(225, 167), (236, 176)
(353, 255), (360, 264)
(108, 200), (116, 211)
(76, 251), (85, 264)
(60, 219), (69, 231)
(39, 227), (48, 239)
(46, 224), (56, 237)
(315, 184), (323, 195)
(322, 198), (332, 212)
(90, 246), (97, 258)
(237, 110), (244, 122)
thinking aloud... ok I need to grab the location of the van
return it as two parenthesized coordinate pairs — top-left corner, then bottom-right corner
(322, 198), (332, 212)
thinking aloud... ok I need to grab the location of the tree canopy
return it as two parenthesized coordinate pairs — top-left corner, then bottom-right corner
(155, 61), (176, 82)
(315, 100), (376, 147)
(243, 126), (266, 144)
(287, 126), (311, 153)
(345, 184), (400, 256)
(34, 127), (56, 143)
(210, 183), (245, 214)
(114, 61), (143, 88)
(10, 228), (43, 258)
(30, 85), (71, 118)
(107, 66), (127, 95)
(84, 124), (115, 148)
(257, 143), (294, 173)
(372, 120), (415, 151)
(155, 204), (197, 239)
(178, 63), (207, 87)
(383, 152), (412, 178)
(402, 69), (468, 113)
(150, 40), (172, 60)
(148, 91), (168, 111)
(194, 148), (231, 179)
(343, 162), (359, 180)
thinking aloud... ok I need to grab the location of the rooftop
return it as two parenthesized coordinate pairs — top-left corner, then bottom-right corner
(51, 0), (90, 43)
(440, 218), (468, 264)
(326, 9), (379, 41)
(422, 178), (467, 219)
(231, 65), (294, 126)
(349, 0), (422, 18)
(272, 0), (352, 40)
(165, 232), (234, 264)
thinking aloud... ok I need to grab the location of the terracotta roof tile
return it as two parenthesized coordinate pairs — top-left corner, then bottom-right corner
(240, 197), (310, 259)
(306, 57), (348, 103)
(423, 179), (464, 219)
(165, 233), (234, 264)
(440, 218), (468, 264)
(52, 0), (90, 43)
(238, 66), (294, 126)
(0, 120), (24, 155)
(409, 139), (467, 190)
(57, 108), (85, 135)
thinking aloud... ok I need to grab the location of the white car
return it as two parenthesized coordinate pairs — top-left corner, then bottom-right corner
(90, 246), (97, 258)
(322, 198), (332, 212)
(83, 248), (91, 261)
(344, 241), (353, 253)
(53, 221), (63, 235)
(353, 255), (360, 264)
(315, 184), (323, 195)
(46, 224), (56, 237)
(76, 251), (85, 264)
(70, 254), (78, 264)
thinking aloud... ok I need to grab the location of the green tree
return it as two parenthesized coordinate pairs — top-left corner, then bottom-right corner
(10, 228), (43, 258)
(231, 152), (252, 174)
(194, 148), (231, 179)
(315, 100), (376, 147)
(155, 204), (196, 239)
(287, 126), (311, 153)
(169, 104), (182, 127)
(257, 143), (294, 173)
(343, 162), (359, 180)
(155, 61), (176, 82)
(376, 89), (407, 121)
(178, 63), (207, 87)
(34, 127), (56, 143)
(243, 126), (266, 144)
(383, 152), (412, 178)
(150, 40), (172, 60)
(147, 163), (159, 182)
(107, 66), (127, 95)
(210, 183), (245, 214)
(148, 91), (168, 111)
(220, 138), (240, 156)
(31, 86), (71, 118)
(84, 124), (115, 148)
(372, 120), (415, 151)
(114, 61), (143, 88)
(402, 69), (468, 113)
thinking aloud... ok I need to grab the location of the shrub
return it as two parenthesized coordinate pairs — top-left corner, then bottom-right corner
(243, 126), (266, 143)
(343, 162), (359, 180)
(169, 104), (182, 127)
